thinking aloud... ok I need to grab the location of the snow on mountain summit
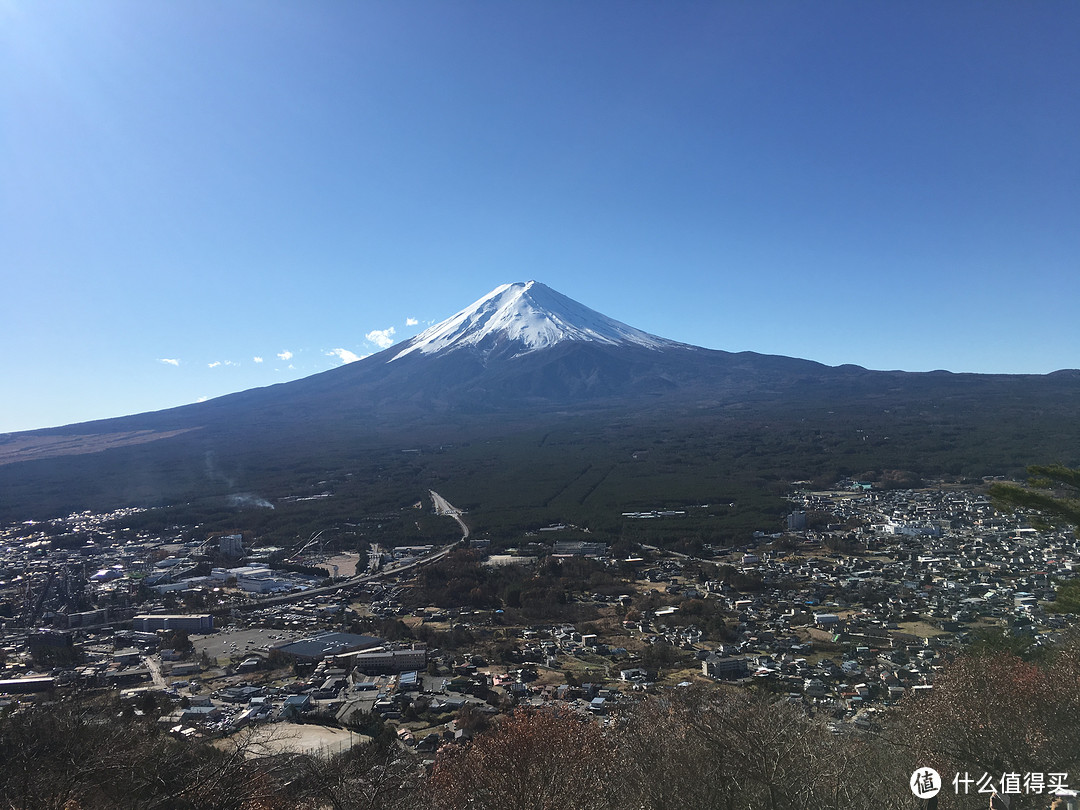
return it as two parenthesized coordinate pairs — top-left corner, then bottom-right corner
(391, 281), (679, 362)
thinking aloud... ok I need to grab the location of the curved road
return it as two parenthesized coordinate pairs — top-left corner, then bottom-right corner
(235, 490), (467, 612)
(429, 490), (469, 539)
(235, 542), (455, 611)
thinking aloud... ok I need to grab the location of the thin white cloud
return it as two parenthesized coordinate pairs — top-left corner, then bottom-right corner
(208, 361), (222, 368)
(327, 348), (362, 364)
(406, 317), (419, 327)
(277, 350), (293, 361)
(253, 356), (264, 364)
(159, 358), (180, 366)
(365, 327), (396, 349)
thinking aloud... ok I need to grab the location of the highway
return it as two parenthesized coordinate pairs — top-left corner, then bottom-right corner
(234, 542), (456, 611)
(429, 490), (469, 539)
(234, 490), (466, 612)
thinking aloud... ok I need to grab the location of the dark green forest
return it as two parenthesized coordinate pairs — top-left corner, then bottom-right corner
(13, 388), (1079, 551)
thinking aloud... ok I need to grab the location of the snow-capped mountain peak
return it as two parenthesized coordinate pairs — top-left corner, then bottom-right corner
(390, 281), (679, 362)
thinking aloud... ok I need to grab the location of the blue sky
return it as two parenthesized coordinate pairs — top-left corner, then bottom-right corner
(2, 1), (1078, 433)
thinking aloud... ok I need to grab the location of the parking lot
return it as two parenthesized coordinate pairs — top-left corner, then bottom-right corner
(191, 627), (302, 666)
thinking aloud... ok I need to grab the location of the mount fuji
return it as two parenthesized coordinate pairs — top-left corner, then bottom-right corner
(391, 281), (682, 361)
(2, 281), (1079, 521)
(277, 279), (834, 409)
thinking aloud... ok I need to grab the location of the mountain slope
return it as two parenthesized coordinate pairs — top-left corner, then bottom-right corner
(1, 281), (1080, 522)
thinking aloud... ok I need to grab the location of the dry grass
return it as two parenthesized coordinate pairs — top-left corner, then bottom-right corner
(0, 428), (199, 465)
(217, 723), (370, 758)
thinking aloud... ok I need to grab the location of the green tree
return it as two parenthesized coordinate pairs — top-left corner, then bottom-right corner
(989, 464), (1080, 529)
(1047, 578), (1080, 614)
(964, 626), (1050, 663)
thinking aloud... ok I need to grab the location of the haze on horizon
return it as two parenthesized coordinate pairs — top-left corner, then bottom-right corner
(2, 1), (1078, 434)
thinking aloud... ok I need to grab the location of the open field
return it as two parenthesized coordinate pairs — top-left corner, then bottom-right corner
(221, 724), (370, 758)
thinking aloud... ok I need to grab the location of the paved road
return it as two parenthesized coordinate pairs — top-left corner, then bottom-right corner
(233, 490), (467, 613)
(144, 654), (167, 690)
(641, 543), (710, 563)
(234, 541), (456, 611)
(430, 490), (469, 539)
